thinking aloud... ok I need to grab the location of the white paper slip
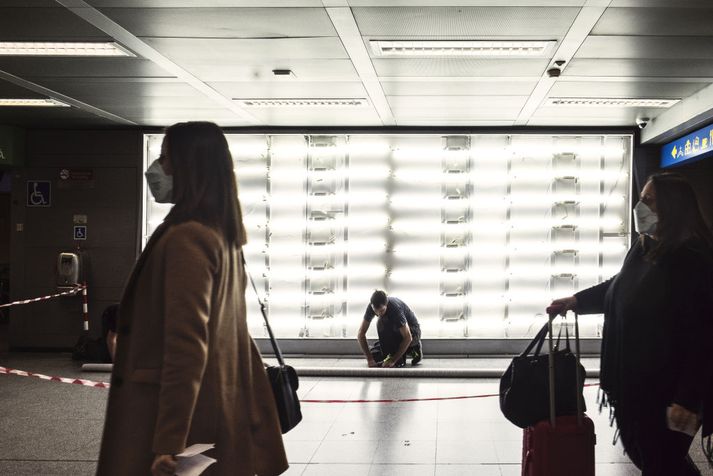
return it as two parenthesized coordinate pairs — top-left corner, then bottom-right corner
(175, 453), (216, 476)
(178, 444), (215, 458)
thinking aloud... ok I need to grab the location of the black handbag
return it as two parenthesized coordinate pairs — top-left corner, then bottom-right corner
(499, 312), (586, 428)
(243, 253), (302, 434)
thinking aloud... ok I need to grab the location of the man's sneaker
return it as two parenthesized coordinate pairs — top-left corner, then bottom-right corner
(411, 343), (423, 366)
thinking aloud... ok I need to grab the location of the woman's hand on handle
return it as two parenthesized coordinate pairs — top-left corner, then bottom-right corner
(547, 296), (578, 316)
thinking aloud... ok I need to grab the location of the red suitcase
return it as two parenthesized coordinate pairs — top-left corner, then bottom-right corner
(521, 312), (596, 476)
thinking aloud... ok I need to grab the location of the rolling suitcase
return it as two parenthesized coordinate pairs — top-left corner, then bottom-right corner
(521, 311), (596, 476)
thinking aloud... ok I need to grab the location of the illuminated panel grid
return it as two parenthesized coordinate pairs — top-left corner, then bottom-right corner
(142, 134), (632, 339)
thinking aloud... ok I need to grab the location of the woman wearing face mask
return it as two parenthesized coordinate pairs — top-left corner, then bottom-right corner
(97, 122), (288, 476)
(548, 172), (713, 476)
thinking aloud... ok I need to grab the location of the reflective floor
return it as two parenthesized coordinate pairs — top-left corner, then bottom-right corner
(1, 353), (711, 476)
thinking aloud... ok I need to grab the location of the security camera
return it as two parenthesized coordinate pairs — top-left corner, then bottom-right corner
(636, 117), (650, 129)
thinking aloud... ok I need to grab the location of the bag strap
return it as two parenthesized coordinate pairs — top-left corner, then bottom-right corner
(546, 310), (584, 428)
(522, 322), (549, 357)
(241, 251), (286, 367)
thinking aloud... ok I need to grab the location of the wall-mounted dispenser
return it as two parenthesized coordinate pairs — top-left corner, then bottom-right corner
(57, 252), (80, 290)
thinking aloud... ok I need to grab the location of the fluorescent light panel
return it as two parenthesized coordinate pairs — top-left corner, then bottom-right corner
(546, 97), (679, 108)
(0, 98), (70, 107)
(0, 41), (134, 57)
(370, 40), (556, 57)
(235, 98), (370, 108)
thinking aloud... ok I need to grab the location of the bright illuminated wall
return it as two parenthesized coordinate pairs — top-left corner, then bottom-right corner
(143, 134), (632, 339)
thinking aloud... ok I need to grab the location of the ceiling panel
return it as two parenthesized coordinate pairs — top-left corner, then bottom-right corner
(179, 60), (359, 82)
(348, 1), (586, 5)
(353, 7), (579, 36)
(88, 1), (322, 6)
(87, 97), (223, 113)
(98, 7), (337, 38)
(527, 117), (634, 126)
(0, 79), (44, 98)
(610, 0), (713, 7)
(397, 120), (516, 126)
(576, 36), (713, 60)
(0, 7), (109, 39)
(30, 78), (207, 102)
(143, 38), (348, 62)
(381, 80), (537, 95)
(0, 2), (710, 130)
(122, 108), (248, 124)
(565, 59), (713, 78)
(0, 107), (121, 127)
(393, 109), (521, 120)
(249, 109), (383, 126)
(387, 95), (528, 109)
(208, 82), (368, 99)
(373, 59), (549, 77)
(531, 106), (666, 120)
(549, 80), (710, 99)
(0, 58), (173, 78)
(593, 7), (713, 36)
(2, 1), (64, 7)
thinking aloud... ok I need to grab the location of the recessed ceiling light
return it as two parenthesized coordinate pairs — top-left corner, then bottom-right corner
(0, 99), (70, 107)
(545, 97), (680, 108)
(370, 40), (556, 57)
(234, 98), (370, 108)
(0, 42), (135, 57)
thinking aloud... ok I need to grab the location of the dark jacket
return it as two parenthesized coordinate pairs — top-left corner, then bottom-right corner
(575, 236), (713, 436)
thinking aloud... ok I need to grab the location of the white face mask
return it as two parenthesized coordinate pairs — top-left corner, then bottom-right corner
(633, 200), (658, 235)
(144, 159), (173, 204)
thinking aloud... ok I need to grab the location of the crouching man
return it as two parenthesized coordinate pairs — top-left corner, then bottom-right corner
(358, 290), (423, 368)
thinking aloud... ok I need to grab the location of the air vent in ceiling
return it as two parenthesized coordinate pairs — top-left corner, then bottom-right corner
(370, 40), (556, 57)
(545, 98), (680, 108)
(0, 42), (135, 57)
(0, 99), (70, 107)
(234, 98), (370, 108)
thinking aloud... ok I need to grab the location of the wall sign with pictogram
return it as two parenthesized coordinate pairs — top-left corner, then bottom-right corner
(26, 181), (51, 207)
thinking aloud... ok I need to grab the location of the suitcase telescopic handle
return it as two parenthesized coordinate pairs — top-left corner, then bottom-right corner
(547, 310), (584, 428)
(547, 312), (556, 427)
(573, 311), (583, 426)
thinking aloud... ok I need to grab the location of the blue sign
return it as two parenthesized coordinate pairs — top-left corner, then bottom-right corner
(74, 226), (87, 241)
(661, 123), (713, 168)
(26, 180), (51, 207)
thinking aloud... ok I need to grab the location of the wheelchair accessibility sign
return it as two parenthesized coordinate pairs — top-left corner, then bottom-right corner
(27, 181), (51, 207)
(74, 226), (87, 241)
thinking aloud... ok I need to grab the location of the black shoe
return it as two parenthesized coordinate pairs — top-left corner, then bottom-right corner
(411, 343), (423, 366)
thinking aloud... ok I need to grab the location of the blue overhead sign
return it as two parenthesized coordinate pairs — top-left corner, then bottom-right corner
(661, 123), (713, 168)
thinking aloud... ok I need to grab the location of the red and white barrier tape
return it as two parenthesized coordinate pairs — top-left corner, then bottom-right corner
(0, 285), (86, 309)
(0, 365), (601, 402)
(81, 282), (89, 331)
(0, 366), (109, 388)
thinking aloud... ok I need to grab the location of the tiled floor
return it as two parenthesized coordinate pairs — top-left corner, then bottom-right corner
(1, 353), (712, 476)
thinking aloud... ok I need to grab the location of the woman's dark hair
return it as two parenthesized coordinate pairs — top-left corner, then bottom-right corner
(163, 122), (246, 246)
(645, 172), (713, 259)
(370, 290), (388, 308)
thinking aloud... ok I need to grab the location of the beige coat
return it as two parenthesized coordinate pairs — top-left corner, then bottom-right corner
(97, 221), (288, 476)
